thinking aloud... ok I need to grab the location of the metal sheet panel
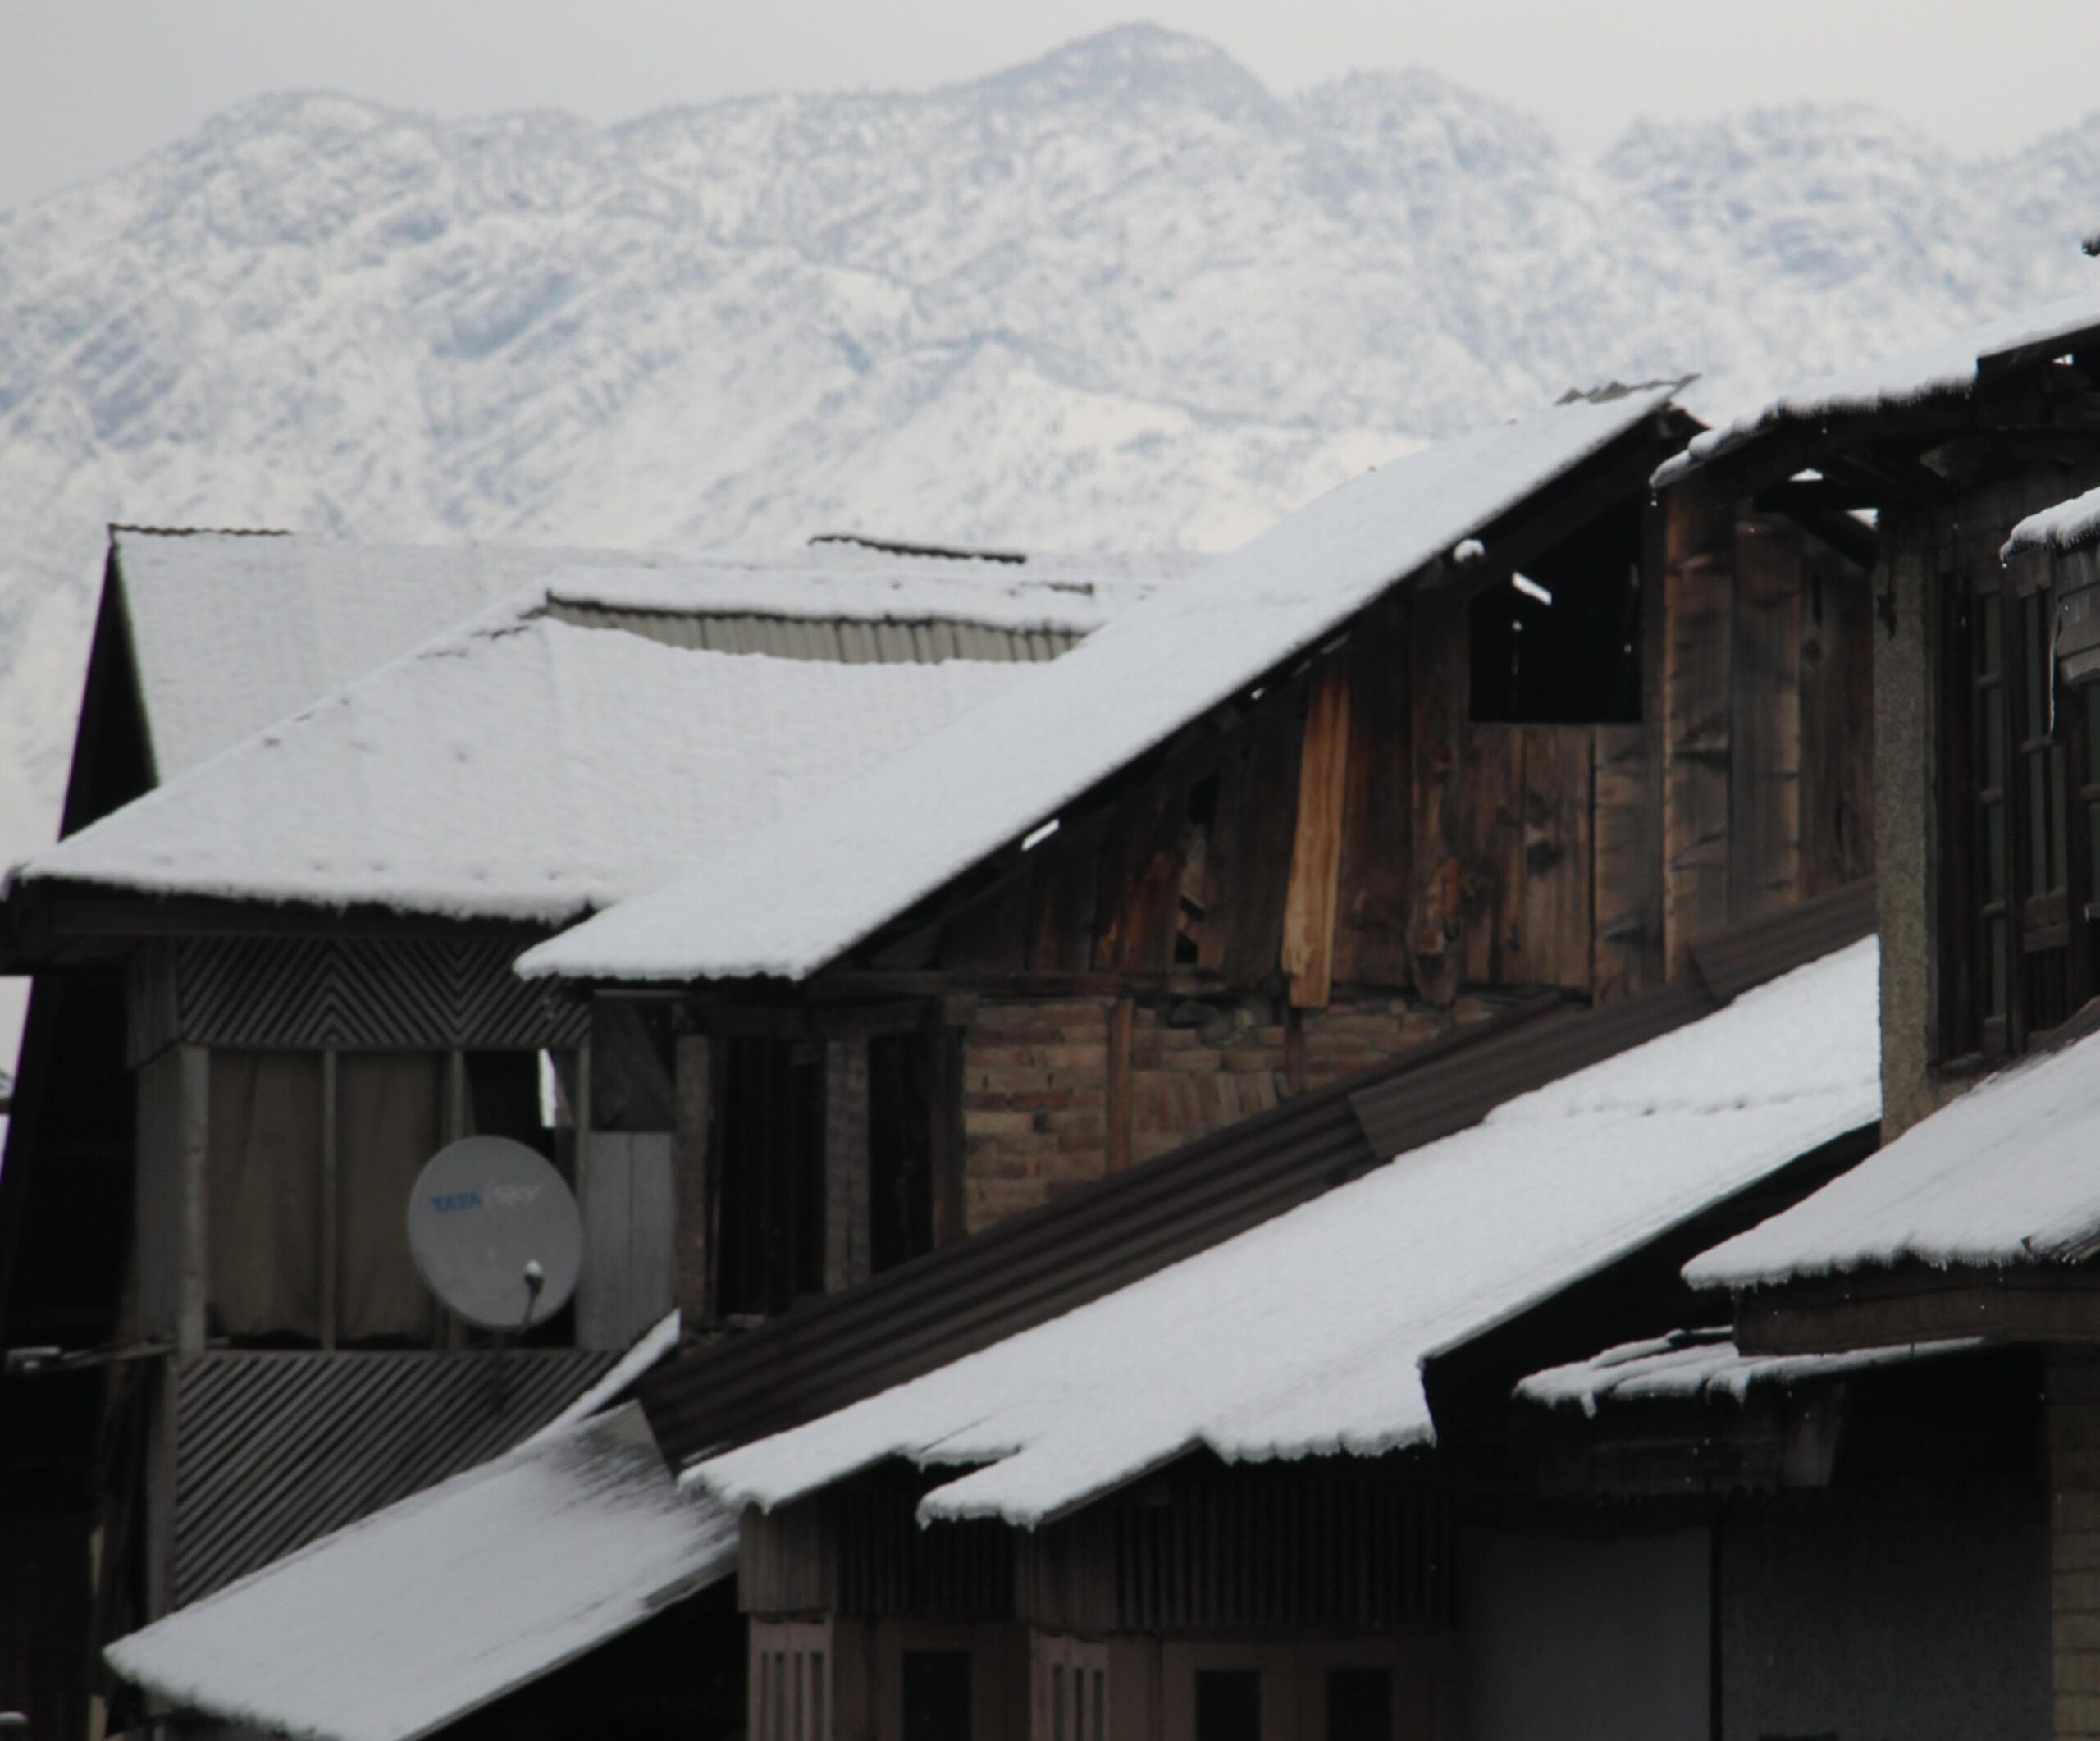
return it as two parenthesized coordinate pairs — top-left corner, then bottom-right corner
(171, 1346), (619, 1605)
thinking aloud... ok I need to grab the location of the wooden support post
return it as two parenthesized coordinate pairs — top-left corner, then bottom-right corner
(673, 1033), (712, 1328)
(176, 1045), (208, 1359)
(824, 1035), (870, 1292)
(1105, 998), (1134, 1173)
(1662, 486), (1736, 976)
(1408, 587), (1470, 1005)
(1282, 656), (1353, 1008)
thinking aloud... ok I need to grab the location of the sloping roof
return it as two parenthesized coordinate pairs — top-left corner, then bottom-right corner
(107, 1402), (737, 1741)
(519, 386), (1680, 985)
(1654, 286), (2100, 488)
(687, 934), (1879, 1528)
(2003, 483), (2100, 560)
(10, 596), (1030, 923)
(1516, 1326), (1982, 1415)
(1688, 1012), (2100, 1290)
(168, 1346), (629, 1606)
(634, 882), (1876, 1469)
(110, 528), (1178, 783)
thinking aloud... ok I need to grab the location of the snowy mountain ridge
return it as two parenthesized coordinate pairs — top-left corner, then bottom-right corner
(3, 20), (2098, 910)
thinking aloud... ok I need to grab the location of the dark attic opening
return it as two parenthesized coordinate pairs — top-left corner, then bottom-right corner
(1468, 496), (1644, 724)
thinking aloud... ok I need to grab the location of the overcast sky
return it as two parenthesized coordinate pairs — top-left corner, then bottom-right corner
(4, 0), (2097, 212)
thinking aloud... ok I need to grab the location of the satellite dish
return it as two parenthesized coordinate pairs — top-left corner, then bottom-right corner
(407, 1136), (582, 1331)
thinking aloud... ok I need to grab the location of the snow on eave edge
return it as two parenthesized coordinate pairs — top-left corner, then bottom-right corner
(520, 386), (1684, 989)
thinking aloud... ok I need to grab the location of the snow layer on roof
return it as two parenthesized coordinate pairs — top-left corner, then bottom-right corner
(113, 530), (1176, 781)
(523, 388), (1676, 985)
(1654, 286), (2100, 488)
(688, 939), (1879, 1528)
(105, 1402), (737, 1741)
(1517, 1327), (1982, 1416)
(14, 598), (1025, 921)
(1689, 1016), (2100, 1289)
(2003, 484), (2100, 561)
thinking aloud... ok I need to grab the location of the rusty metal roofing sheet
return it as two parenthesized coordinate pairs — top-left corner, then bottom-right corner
(640, 883), (1878, 1466)
(172, 1347), (619, 1606)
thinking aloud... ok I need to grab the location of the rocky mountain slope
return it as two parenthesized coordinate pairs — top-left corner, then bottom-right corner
(2, 22), (2097, 1024)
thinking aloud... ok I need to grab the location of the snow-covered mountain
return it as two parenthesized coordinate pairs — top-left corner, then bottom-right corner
(2, 21), (2098, 962)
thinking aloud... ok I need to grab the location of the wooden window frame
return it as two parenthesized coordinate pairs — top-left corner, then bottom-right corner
(1941, 569), (2098, 1067)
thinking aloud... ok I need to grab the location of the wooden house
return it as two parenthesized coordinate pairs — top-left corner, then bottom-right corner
(596, 886), (1882, 1741)
(519, 382), (1874, 1326)
(20, 377), (1875, 1738)
(1460, 286), (2100, 1741)
(0, 529), (1173, 1739)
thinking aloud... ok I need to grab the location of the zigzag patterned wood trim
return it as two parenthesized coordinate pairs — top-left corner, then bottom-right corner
(171, 936), (588, 1050)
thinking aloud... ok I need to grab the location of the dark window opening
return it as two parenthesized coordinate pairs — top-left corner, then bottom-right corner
(1195, 1670), (1261, 1741)
(715, 1035), (826, 1317)
(869, 1030), (938, 1274)
(1468, 497), (1644, 724)
(1326, 1670), (1391, 1741)
(902, 1650), (972, 1741)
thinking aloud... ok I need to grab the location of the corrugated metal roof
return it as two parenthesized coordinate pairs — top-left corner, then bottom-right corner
(544, 601), (1083, 664)
(639, 881), (1877, 1467)
(172, 1347), (619, 1606)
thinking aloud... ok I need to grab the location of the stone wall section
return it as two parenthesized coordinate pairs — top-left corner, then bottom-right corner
(960, 990), (1508, 1233)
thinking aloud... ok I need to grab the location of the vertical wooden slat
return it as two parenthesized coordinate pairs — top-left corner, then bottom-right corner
(1093, 771), (1186, 975)
(1028, 812), (1107, 973)
(824, 1036), (870, 1292)
(1462, 724), (1524, 985)
(1213, 696), (1306, 985)
(578, 1132), (633, 1350)
(1663, 486), (1735, 976)
(1333, 594), (1413, 988)
(627, 1133), (678, 1333)
(1407, 587), (1469, 1005)
(1730, 518), (1804, 921)
(1799, 541), (1876, 896)
(1590, 723), (1664, 1001)
(1281, 656), (1353, 1008)
(1522, 726), (1594, 990)
(177, 1044), (209, 1358)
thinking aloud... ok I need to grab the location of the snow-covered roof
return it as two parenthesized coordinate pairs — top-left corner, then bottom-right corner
(522, 386), (1678, 985)
(687, 937), (1879, 1528)
(105, 1402), (737, 1741)
(112, 529), (1176, 782)
(1689, 1017), (2100, 1290)
(1517, 1327), (1982, 1416)
(2002, 484), (2100, 561)
(1654, 285), (2100, 489)
(12, 592), (1029, 922)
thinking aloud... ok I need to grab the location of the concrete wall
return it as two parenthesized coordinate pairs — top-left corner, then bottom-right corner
(1721, 1487), (2050, 1741)
(1458, 1524), (1710, 1741)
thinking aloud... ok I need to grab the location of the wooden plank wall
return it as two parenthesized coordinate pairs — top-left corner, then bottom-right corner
(1798, 537), (1877, 898)
(924, 500), (1864, 1006)
(1663, 486), (1737, 977)
(1332, 593), (1413, 987)
(1730, 518), (1804, 921)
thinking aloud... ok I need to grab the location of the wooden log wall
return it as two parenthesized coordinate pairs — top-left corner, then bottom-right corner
(926, 495), (1869, 1008)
